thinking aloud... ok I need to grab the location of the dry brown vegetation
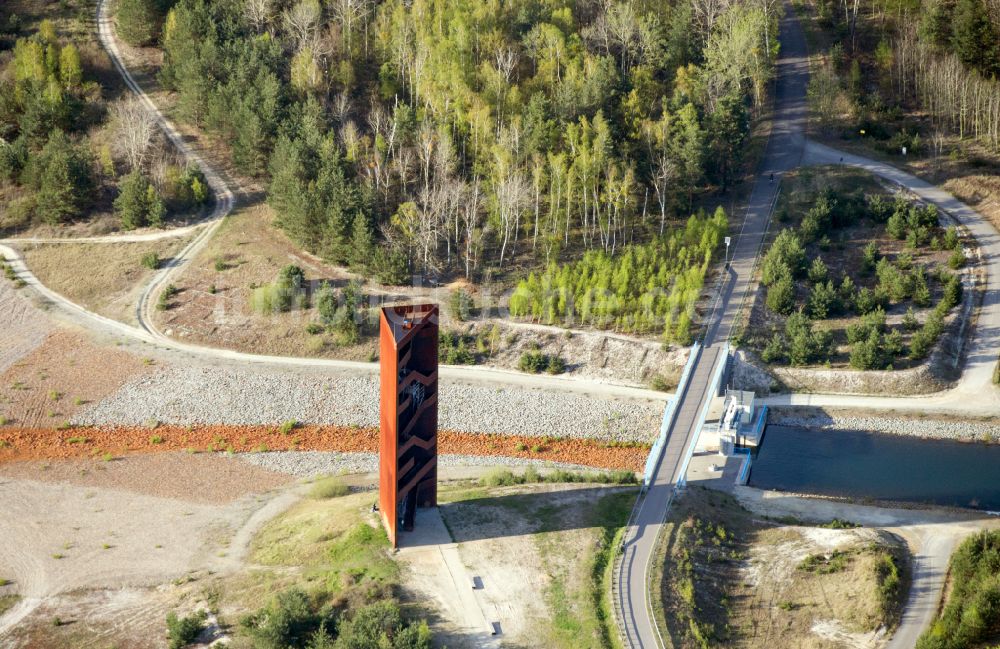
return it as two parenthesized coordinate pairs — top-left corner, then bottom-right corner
(20, 238), (190, 323)
(654, 487), (908, 649)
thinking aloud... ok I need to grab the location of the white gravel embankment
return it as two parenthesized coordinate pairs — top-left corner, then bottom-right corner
(770, 410), (1000, 441)
(73, 367), (663, 442)
(229, 450), (603, 478)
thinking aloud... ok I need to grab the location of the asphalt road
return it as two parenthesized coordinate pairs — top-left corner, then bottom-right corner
(614, 4), (811, 646)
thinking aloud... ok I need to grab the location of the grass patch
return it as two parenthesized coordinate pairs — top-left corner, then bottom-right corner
(65, 436), (88, 444)
(537, 489), (635, 648)
(308, 476), (349, 499)
(799, 550), (851, 574)
(479, 467), (637, 488)
(0, 595), (19, 617)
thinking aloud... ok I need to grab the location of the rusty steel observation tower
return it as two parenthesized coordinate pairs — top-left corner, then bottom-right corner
(378, 304), (439, 547)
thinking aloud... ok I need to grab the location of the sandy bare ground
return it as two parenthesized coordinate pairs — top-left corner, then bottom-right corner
(0, 280), (50, 375)
(0, 452), (296, 647)
(406, 483), (632, 648)
(0, 329), (152, 429)
(735, 486), (1000, 649)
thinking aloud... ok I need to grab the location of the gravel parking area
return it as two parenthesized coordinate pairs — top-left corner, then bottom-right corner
(229, 450), (603, 478)
(73, 368), (663, 442)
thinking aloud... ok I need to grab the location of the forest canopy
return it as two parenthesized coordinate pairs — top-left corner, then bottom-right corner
(154, 0), (777, 283)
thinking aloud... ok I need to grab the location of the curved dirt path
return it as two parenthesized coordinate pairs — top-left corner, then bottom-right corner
(0, 0), (663, 401)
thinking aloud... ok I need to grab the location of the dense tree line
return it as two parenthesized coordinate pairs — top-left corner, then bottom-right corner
(509, 207), (727, 340)
(153, 0), (777, 282)
(0, 21), (95, 224)
(0, 18), (209, 230)
(808, 0), (1000, 151)
(916, 530), (1000, 649)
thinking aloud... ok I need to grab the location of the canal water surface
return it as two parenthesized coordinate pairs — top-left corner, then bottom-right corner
(748, 425), (1000, 511)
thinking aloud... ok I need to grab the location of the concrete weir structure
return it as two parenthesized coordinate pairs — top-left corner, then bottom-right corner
(379, 304), (440, 548)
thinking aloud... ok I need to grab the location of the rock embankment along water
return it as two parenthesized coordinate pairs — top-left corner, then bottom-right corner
(73, 367), (663, 442)
(770, 407), (1000, 441)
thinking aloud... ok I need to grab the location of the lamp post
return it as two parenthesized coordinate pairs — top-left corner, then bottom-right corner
(724, 236), (731, 269)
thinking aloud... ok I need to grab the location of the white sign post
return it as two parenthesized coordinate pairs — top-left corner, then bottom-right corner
(724, 236), (731, 268)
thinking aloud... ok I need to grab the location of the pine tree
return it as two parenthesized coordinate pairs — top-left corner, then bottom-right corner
(34, 130), (92, 224)
(349, 212), (374, 271)
(116, 0), (163, 46)
(951, 0), (1000, 76)
(115, 169), (152, 229)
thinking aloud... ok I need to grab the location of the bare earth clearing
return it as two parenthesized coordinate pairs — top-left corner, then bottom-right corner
(0, 450), (635, 649)
(656, 487), (909, 649)
(0, 452), (295, 647)
(0, 329), (152, 429)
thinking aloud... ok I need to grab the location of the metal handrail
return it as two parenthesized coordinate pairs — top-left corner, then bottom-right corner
(728, 185), (782, 344)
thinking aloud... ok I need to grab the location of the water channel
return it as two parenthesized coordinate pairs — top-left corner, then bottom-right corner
(748, 425), (1000, 511)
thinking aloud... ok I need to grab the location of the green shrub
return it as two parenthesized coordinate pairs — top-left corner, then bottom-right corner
(943, 225), (960, 250)
(942, 274), (963, 310)
(448, 288), (473, 321)
(252, 266), (306, 314)
(761, 230), (806, 286)
(850, 329), (886, 370)
(279, 420), (298, 435)
(481, 468), (521, 487)
(761, 333), (785, 364)
(518, 351), (566, 374)
(166, 610), (207, 649)
(240, 589), (332, 649)
(861, 241), (880, 273)
(309, 476), (349, 499)
(808, 280), (839, 319)
(807, 257), (829, 283)
(440, 330), (476, 364)
(140, 252), (160, 270)
(785, 312), (832, 366)
(648, 374), (674, 392)
(115, 170), (165, 230)
(766, 275), (795, 315)
(799, 550), (850, 573)
(117, 0), (165, 46)
(947, 249), (966, 269)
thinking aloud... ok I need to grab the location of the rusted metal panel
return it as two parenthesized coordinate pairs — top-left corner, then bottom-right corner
(379, 304), (438, 548)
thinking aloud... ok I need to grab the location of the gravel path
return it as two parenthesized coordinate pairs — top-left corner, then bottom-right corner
(73, 367), (663, 441)
(227, 450), (604, 478)
(770, 409), (1000, 441)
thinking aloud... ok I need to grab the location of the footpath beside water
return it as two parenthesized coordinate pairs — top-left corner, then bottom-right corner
(749, 424), (1000, 510)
